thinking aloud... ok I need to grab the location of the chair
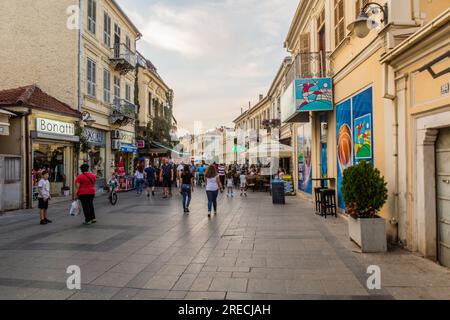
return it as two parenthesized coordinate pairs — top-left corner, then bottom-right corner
(320, 189), (337, 218)
(314, 187), (324, 215)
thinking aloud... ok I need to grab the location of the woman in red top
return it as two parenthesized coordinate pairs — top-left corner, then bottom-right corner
(75, 164), (97, 225)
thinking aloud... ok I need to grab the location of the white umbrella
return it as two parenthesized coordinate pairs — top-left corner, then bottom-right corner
(245, 140), (293, 158)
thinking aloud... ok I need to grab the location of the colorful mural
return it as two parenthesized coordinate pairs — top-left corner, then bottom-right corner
(336, 87), (374, 209)
(295, 78), (333, 112)
(297, 123), (312, 194)
(354, 114), (372, 160)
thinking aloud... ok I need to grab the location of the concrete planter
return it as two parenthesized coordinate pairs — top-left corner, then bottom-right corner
(348, 216), (387, 253)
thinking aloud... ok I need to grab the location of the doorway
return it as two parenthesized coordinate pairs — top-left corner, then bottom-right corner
(436, 127), (450, 268)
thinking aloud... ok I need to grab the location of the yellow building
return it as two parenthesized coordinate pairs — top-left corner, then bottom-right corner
(381, 9), (450, 267)
(135, 52), (175, 163)
(283, 0), (449, 260)
(0, 0), (142, 191)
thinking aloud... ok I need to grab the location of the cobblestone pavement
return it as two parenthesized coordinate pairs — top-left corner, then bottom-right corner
(0, 188), (449, 300)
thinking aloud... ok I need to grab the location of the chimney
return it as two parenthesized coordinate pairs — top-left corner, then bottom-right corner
(259, 94), (263, 101)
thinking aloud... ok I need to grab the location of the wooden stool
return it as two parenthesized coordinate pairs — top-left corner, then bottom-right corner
(320, 189), (337, 218)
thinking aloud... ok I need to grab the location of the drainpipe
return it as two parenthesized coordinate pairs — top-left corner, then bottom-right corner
(383, 63), (399, 243)
(74, 0), (83, 199)
(24, 108), (31, 209)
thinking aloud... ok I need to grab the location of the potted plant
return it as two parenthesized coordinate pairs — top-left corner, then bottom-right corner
(342, 161), (388, 252)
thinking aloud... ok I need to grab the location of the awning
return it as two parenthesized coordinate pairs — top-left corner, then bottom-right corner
(245, 140), (293, 158)
(151, 141), (190, 156)
(120, 144), (138, 153)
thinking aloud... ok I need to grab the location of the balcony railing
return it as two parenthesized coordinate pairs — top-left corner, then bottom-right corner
(110, 43), (137, 75)
(110, 98), (137, 126)
(285, 51), (333, 85)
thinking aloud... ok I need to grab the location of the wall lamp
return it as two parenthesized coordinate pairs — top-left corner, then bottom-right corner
(348, 2), (389, 38)
(81, 111), (96, 125)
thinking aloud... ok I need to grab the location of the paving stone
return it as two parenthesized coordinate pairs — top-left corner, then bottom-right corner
(144, 275), (179, 290)
(190, 277), (213, 291)
(91, 272), (136, 288)
(185, 291), (226, 300)
(109, 262), (147, 274)
(172, 274), (197, 291)
(209, 277), (248, 292)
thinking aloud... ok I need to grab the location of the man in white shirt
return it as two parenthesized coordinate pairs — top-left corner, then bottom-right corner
(38, 170), (52, 225)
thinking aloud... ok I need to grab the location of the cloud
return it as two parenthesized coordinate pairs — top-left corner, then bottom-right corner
(117, 0), (298, 132)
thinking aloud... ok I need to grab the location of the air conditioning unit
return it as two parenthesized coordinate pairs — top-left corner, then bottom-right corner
(111, 130), (121, 139)
(111, 140), (121, 150)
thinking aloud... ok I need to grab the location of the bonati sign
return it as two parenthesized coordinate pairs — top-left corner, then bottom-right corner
(37, 118), (75, 136)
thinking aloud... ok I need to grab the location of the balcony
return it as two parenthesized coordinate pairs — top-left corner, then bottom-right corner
(285, 51), (333, 85)
(110, 43), (137, 75)
(110, 98), (137, 126)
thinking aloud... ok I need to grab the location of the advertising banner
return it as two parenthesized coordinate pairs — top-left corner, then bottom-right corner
(297, 122), (312, 194)
(295, 78), (333, 112)
(336, 87), (373, 209)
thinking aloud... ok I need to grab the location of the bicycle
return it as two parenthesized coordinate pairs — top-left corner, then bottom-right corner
(108, 187), (118, 205)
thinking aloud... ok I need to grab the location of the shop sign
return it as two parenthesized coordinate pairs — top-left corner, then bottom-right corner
(119, 130), (135, 144)
(136, 140), (145, 148)
(83, 127), (106, 146)
(36, 118), (75, 136)
(295, 78), (333, 112)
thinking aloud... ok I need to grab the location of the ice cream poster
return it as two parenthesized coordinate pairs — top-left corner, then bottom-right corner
(336, 87), (374, 209)
(295, 78), (333, 112)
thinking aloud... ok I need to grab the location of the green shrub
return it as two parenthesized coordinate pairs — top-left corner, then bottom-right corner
(341, 161), (388, 218)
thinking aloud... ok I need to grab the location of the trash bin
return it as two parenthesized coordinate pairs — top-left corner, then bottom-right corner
(272, 179), (285, 204)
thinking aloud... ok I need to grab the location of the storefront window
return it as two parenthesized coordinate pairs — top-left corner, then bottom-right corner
(32, 143), (69, 199)
(83, 127), (107, 189)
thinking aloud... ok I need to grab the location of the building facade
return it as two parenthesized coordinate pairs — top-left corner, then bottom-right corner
(282, 0), (449, 266)
(0, 0), (142, 198)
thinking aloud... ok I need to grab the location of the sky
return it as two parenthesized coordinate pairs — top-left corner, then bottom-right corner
(117, 0), (298, 135)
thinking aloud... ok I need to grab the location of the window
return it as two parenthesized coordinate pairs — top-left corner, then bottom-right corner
(114, 76), (120, 104)
(299, 33), (311, 77)
(334, 0), (346, 46)
(148, 92), (152, 116)
(103, 12), (111, 47)
(87, 0), (96, 34)
(125, 83), (131, 102)
(103, 69), (111, 103)
(126, 35), (131, 50)
(355, 0), (369, 19)
(4, 157), (21, 183)
(87, 58), (96, 97)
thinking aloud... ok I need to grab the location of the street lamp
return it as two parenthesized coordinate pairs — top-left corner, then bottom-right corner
(347, 2), (388, 38)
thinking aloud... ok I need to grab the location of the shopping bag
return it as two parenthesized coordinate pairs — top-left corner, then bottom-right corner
(70, 200), (80, 216)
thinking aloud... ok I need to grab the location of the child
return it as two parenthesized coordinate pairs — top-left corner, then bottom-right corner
(240, 170), (248, 197)
(226, 172), (234, 197)
(38, 170), (52, 225)
(108, 173), (119, 193)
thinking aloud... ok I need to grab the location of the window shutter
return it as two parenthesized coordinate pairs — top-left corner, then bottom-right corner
(300, 33), (311, 77)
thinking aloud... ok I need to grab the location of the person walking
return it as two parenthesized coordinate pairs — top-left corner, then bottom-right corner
(226, 172), (234, 197)
(160, 158), (174, 198)
(75, 164), (97, 225)
(198, 163), (205, 187)
(38, 170), (52, 225)
(240, 170), (248, 197)
(134, 166), (145, 195)
(218, 163), (226, 187)
(180, 164), (194, 214)
(205, 165), (223, 218)
(144, 162), (157, 197)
